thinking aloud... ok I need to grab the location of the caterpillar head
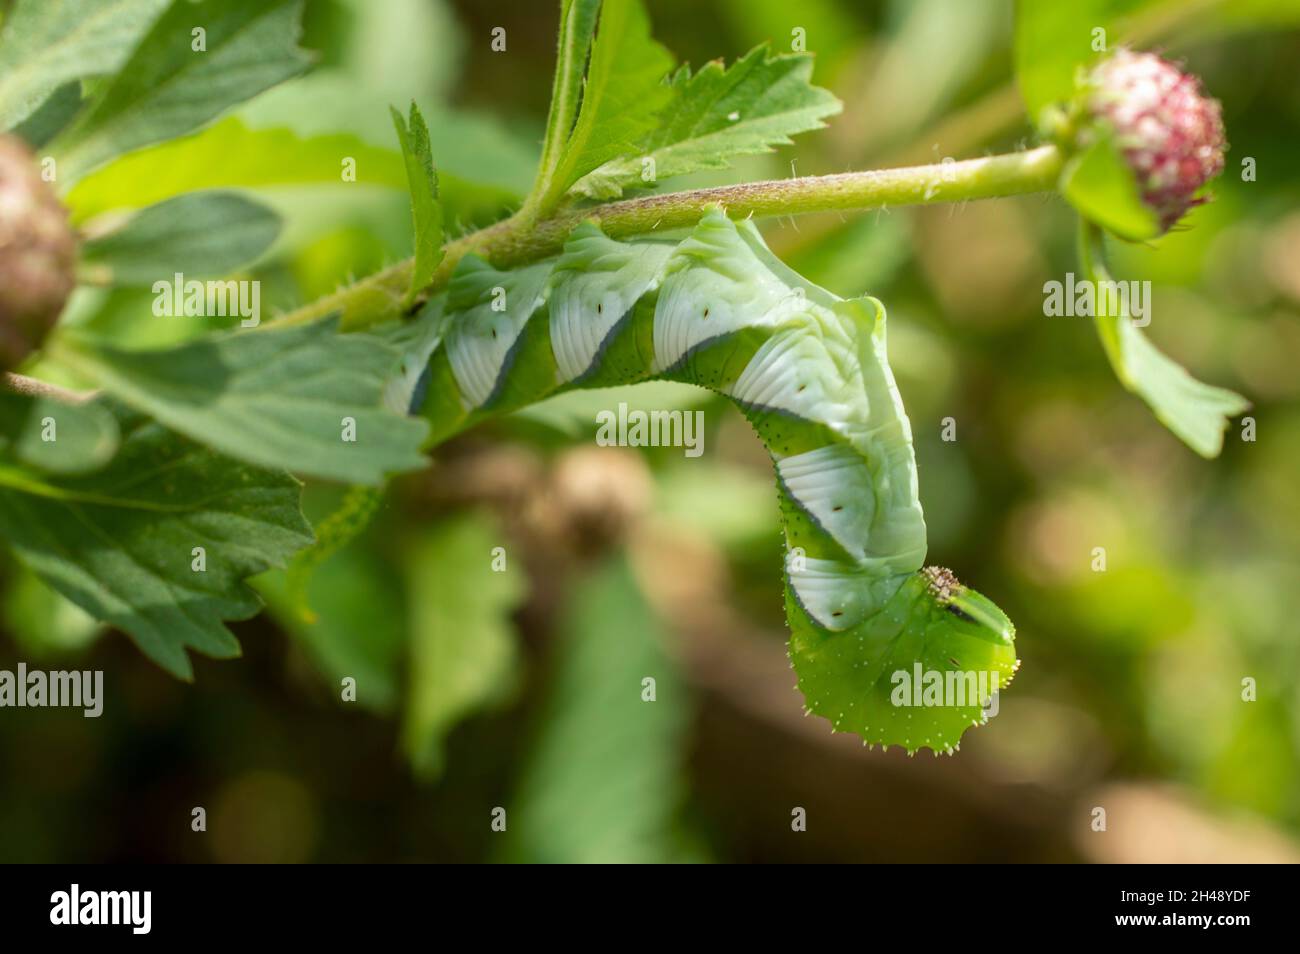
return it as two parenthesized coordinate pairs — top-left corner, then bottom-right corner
(918, 565), (1014, 647)
(788, 566), (1019, 755)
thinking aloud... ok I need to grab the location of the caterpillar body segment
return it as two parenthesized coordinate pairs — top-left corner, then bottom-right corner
(416, 207), (1019, 753)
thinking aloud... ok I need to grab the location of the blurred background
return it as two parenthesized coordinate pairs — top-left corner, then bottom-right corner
(2, 0), (1299, 862)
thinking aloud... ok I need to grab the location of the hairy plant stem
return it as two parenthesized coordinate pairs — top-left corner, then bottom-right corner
(1, 371), (89, 402)
(276, 144), (1064, 331)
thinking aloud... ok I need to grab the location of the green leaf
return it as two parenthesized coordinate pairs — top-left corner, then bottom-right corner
(389, 103), (444, 305)
(50, 0), (311, 182)
(1107, 317), (1250, 457)
(55, 319), (430, 485)
(401, 512), (524, 780)
(12, 81), (83, 149)
(64, 117), (409, 221)
(1080, 222), (1249, 457)
(62, 112), (523, 231)
(0, 409), (313, 678)
(79, 190), (282, 285)
(237, 74), (538, 194)
(572, 45), (842, 200)
(0, 0), (169, 131)
(502, 557), (691, 863)
(528, 0), (602, 214)
(1059, 132), (1159, 241)
(0, 387), (120, 474)
(532, 0), (674, 212)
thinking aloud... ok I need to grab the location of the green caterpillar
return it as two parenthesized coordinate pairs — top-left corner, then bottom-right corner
(413, 207), (1019, 754)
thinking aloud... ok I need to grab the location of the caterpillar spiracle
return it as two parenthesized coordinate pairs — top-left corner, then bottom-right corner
(411, 206), (1019, 754)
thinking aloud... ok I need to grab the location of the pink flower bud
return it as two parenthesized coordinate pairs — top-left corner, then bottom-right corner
(1088, 50), (1227, 232)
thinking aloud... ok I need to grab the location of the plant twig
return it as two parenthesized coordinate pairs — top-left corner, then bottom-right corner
(275, 144), (1064, 331)
(2, 371), (93, 403)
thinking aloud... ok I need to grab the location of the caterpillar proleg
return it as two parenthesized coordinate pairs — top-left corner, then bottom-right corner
(415, 207), (1019, 753)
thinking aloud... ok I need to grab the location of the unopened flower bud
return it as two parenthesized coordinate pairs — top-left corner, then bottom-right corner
(0, 135), (76, 370)
(1087, 50), (1227, 232)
